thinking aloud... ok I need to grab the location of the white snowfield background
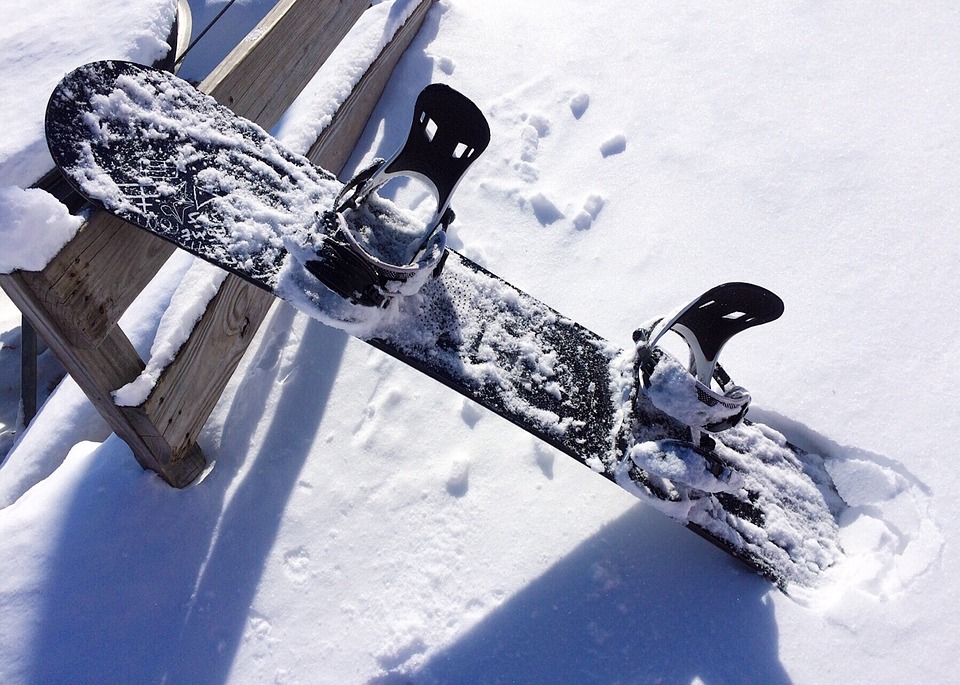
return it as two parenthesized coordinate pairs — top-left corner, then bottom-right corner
(0, 0), (958, 682)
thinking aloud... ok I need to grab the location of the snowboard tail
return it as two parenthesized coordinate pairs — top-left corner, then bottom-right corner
(46, 60), (845, 591)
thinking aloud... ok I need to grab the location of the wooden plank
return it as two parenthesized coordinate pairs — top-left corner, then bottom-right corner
(142, 274), (275, 456)
(1, 272), (144, 395)
(202, 0), (368, 130)
(306, 0), (434, 171)
(14, 216), (175, 349)
(1, 270), (204, 485)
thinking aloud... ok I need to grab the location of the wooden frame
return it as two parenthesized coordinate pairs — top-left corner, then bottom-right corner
(0, 0), (435, 486)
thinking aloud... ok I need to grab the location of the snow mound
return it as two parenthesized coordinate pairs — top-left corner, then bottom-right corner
(807, 454), (943, 608)
(0, 187), (82, 274)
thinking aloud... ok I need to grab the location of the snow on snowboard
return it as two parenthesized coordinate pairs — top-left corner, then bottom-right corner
(45, 60), (845, 590)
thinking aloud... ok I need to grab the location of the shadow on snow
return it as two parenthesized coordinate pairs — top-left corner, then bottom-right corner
(18, 314), (791, 685)
(371, 504), (790, 685)
(23, 310), (348, 684)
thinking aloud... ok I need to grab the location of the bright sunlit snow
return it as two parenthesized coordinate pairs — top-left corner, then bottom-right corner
(1, 0), (958, 683)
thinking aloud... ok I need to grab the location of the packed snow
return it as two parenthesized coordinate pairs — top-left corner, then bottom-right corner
(112, 259), (227, 407)
(0, 186), (82, 274)
(641, 348), (747, 431)
(1, 0), (958, 683)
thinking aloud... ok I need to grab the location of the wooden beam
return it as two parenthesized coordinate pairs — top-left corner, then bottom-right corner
(3, 271), (144, 402)
(2, 269), (204, 485)
(307, 0), (435, 172)
(12, 215), (176, 349)
(142, 275), (275, 458)
(202, 0), (368, 131)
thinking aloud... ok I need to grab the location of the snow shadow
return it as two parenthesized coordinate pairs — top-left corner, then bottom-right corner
(176, 0), (277, 84)
(375, 504), (791, 685)
(21, 312), (348, 684)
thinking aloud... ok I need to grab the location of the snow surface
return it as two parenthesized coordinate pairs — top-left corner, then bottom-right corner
(111, 259), (227, 406)
(1, 0), (959, 683)
(0, 187), (82, 274)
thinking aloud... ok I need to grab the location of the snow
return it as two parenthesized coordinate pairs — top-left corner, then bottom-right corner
(272, 0), (421, 157)
(112, 259), (227, 406)
(0, 187), (82, 274)
(1, 0), (959, 683)
(642, 348), (746, 430)
(0, 0), (176, 188)
(626, 440), (744, 495)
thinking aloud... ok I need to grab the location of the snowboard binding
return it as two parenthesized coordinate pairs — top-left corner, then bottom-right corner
(633, 283), (784, 440)
(305, 83), (491, 307)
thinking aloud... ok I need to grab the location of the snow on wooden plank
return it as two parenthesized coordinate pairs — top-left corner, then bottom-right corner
(306, 0), (435, 171)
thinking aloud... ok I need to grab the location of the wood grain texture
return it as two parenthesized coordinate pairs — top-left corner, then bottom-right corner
(1, 270), (203, 485)
(144, 275), (275, 455)
(12, 216), (176, 348)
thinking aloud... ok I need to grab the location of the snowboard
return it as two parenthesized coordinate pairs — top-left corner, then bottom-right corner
(45, 60), (845, 591)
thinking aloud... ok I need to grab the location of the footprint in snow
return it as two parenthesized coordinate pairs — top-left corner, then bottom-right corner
(600, 133), (627, 157)
(524, 112), (551, 137)
(460, 399), (483, 428)
(243, 613), (274, 644)
(446, 456), (470, 497)
(569, 91), (590, 119)
(376, 635), (428, 672)
(514, 125), (541, 182)
(513, 112), (551, 181)
(282, 546), (312, 583)
(352, 384), (405, 446)
(528, 191), (564, 226)
(513, 111), (546, 153)
(819, 454), (943, 603)
(430, 54), (455, 75)
(572, 193), (606, 230)
(534, 442), (555, 479)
